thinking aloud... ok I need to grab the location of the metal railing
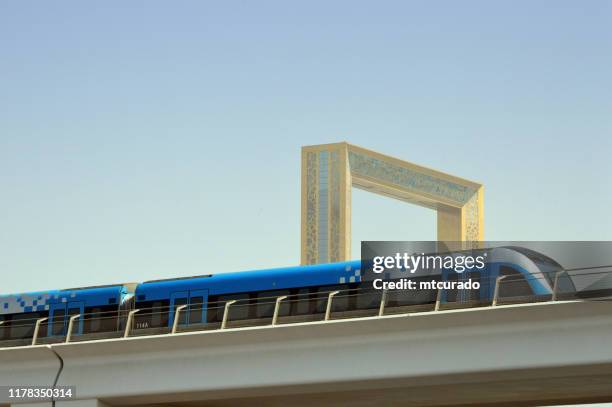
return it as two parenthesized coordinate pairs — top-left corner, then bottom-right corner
(124, 310), (140, 338)
(271, 296), (287, 326)
(66, 314), (81, 343)
(1, 265), (611, 348)
(171, 305), (187, 334)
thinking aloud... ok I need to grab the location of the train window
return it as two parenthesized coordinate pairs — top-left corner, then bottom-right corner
(467, 271), (482, 302)
(247, 293), (258, 319)
(83, 305), (119, 333)
(498, 266), (532, 299)
(384, 276), (437, 307)
(386, 283), (412, 307)
(313, 287), (328, 313)
(52, 310), (66, 335)
(190, 297), (204, 324)
(152, 301), (168, 327)
(85, 307), (102, 332)
(355, 283), (380, 310)
(207, 293), (249, 322)
(134, 300), (168, 329)
(443, 272), (459, 303)
(291, 288), (312, 315)
(101, 306), (119, 332)
(330, 285), (352, 312)
(0, 316), (6, 341)
(255, 290), (290, 318)
(206, 296), (222, 323)
(226, 294), (249, 320)
(415, 275), (438, 304)
(313, 285), (346, 313)
(134, 302), (153, 329)
(10, 312), (40, 339)
(347, 283), (362, 310)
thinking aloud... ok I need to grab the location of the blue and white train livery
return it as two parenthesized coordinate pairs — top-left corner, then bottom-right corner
(0, 285), (133, 341)
(0, 247), (577, 345)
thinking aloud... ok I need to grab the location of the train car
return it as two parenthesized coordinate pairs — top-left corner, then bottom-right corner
(368, 246), (570, 309)
(132, 246), (573, 332)
(133, 261), (365, 331)
(435, 246), (570, 303)
(0, 284), (134, 344)
(0, 246), (577, 344)
(485, 246), (571, 297)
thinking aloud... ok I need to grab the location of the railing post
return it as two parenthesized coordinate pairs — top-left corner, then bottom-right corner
(171, 304), (188, 334)
(272, 296), (288, 326)
(324, 291), (340, 321)
(552, 270), (566, 301)
(492, 275), (507, 306)
(123, 309), (140, 338)
(221, 300), (237, 330)
(65, 314), (81, 343)
(32, 317), (48, 346)
(378, 289), (388, 317)
(434, 288), (442, 311)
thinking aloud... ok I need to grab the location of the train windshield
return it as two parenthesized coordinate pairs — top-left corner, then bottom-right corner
(502, 246), (565, 286)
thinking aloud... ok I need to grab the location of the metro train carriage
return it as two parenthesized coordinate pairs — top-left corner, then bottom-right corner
(132, 260), (367, 333)
(132, 246), (570, 333)
(439, 246), (572, 305)
(371, 246), (569, 310)
(0, 284), (134, 345)
(486, 246), (574, 302)
(0, 246), (580, 345)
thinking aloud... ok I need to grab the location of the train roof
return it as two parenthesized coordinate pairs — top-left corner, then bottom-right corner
(143, 275), (213, 284)
(135, 260), (363, 300)
(140, 261), (361, 285)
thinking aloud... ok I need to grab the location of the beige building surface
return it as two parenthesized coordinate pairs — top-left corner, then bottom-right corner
(301, 142), (484, 265)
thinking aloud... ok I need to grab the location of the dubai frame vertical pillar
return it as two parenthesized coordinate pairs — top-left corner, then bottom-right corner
(301, 142), (484, 265)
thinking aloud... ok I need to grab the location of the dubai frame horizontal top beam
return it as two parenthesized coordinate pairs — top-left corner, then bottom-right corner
(301, 142), (484, 265)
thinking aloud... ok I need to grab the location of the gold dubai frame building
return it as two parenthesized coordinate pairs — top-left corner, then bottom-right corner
(301, 142), (484, 265)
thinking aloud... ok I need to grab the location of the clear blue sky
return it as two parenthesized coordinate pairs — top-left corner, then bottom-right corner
(1, 1), (611, 294)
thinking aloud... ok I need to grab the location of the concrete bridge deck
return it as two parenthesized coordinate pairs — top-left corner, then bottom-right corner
(2, 300), (612, 407)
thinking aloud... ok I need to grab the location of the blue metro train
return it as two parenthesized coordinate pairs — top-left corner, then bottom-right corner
(0, 247), (571, 343)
